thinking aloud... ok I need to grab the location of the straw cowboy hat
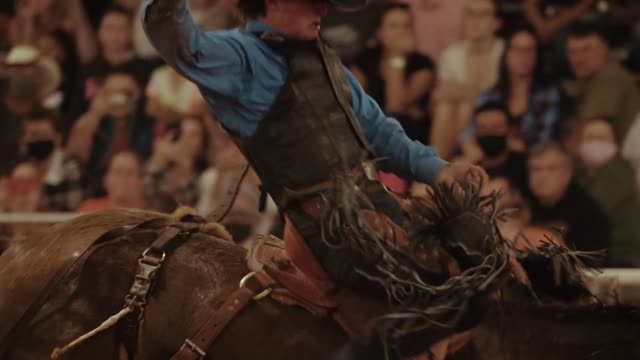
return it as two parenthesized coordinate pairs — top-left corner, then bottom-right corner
(3, 45), (62, 100)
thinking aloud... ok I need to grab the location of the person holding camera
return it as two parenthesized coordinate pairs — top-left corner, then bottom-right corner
(66, 71), (154, 192)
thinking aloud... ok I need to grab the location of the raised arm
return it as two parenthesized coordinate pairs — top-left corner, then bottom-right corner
(141, 0), (248, 87)
(344, 67), (448, 184)
(523, 0), (594, 43)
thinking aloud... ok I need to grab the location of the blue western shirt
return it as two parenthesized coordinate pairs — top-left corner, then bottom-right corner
(141, 0), (448, 183)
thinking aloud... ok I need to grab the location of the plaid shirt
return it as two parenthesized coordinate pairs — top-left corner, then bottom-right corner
(461, 84), (565, 147)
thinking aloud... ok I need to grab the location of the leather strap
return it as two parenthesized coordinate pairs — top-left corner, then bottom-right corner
(205, 162), (250, 224)
(0, 218), (168, 356)
(170, 271), (274, 360)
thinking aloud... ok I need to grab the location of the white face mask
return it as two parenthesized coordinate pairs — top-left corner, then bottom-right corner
(579, 140), (618, 168)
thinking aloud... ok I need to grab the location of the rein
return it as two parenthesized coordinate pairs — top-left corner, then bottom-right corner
(50, 216), (207, 359)
(0, 217), (166, 357)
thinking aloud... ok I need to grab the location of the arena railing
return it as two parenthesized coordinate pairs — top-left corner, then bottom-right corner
(0, 212), (638, 304)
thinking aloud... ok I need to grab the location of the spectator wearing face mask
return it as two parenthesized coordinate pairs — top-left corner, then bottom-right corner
(461, 102), (528, 193)
(1, 45), (63, 174)
(66, 71), (154, 191)
(575, 116), (640, 267)
(527, 141), (611, 258)
(430, 0), (504, 159)
(15, 111), (86, 211)
(461, 23), (566, 160)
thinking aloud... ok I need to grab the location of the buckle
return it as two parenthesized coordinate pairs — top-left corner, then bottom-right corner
(182, 339), (206, 358)
(239, 272), (273, 300)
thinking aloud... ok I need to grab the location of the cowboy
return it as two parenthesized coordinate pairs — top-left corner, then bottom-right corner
(142, 0), (488, 358)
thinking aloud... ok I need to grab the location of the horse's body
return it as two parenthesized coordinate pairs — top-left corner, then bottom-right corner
(1, 208), (639, 360)
(1, 209), (346, 360)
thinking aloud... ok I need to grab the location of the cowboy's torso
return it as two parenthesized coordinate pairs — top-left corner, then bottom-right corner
(236, 35), (376, 208)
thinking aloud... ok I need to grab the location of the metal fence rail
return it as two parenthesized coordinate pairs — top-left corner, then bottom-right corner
(0, 212), (79, 224)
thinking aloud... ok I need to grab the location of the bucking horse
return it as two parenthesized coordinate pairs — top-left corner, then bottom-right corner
(0, 181), (638, 360)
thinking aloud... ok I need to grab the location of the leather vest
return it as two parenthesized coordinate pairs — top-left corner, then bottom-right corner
(236, 35), (374, 208)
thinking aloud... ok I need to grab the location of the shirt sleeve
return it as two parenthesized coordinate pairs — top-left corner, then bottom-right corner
(141, 0), (249, 93)
(344, 66), (448, 184)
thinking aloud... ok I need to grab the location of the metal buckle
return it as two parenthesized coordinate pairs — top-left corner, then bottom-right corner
(238, 272), (272, 300)
(141, 248), (166, 263)
(183, 339), (206, 358)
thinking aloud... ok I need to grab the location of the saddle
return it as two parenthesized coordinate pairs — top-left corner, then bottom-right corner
(171, 216), (391, 360)
(246, 219), (389, 337)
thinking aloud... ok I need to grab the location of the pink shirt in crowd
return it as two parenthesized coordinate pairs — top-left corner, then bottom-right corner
(400, 0), (465, 61)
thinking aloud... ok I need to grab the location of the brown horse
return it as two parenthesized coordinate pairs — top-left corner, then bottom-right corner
(1, 207), (639, 360)
(0, 209), (347, 360)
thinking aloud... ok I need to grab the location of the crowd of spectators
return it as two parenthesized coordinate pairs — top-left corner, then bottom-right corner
(0, 0), (638, 266)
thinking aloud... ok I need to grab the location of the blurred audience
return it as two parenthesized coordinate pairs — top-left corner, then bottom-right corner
(77, 151), (145, 212)
(69, 5), (155, 121)
(197, 128), (278, 244)
(0, 45), (62, 175)
(15, 110), (85, 211)
(351, 3), (435, 145)
(575, 116), (640, 267)
(527, 141), (611, 257)
(523, 0), (594, 44)
(350, 3), (435, 194)
(461, 102), (528, 192)
(523, 0), (595, 78)
(624, 44), (640, 88)
(145, 65), (206, 131)
(431, 0), (504, 159)
(0, 0), (637, 267)
(462, 23), (565, 158)
(67, 71), (154, 185)
(400, 0), (464, 60)
(485, 176), (531, 243)
(144, 115), (212, 208)
(8, 0), (96, 64)
(622, 113), (640, 192)
(4, 162), (42, 213)
(563, 20), (640, 155)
